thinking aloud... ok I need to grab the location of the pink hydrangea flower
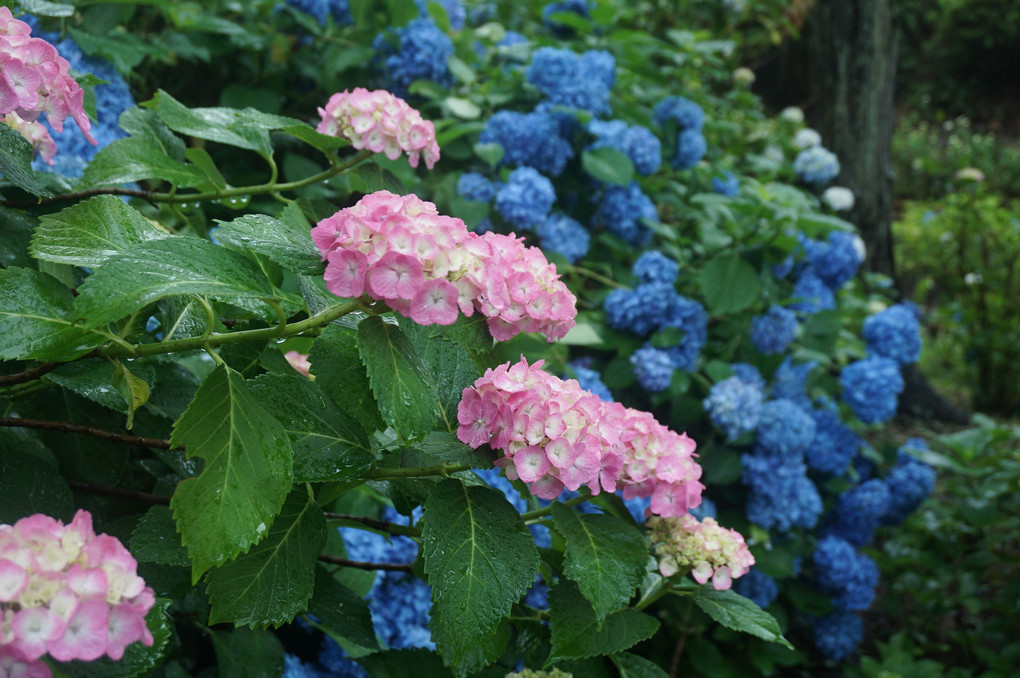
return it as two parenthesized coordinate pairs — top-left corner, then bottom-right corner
(647, 514), (754, 590)
(284, 351), (312, 378)
(312, 191), (577, 341)
(316, 88), (440, 169)
(0, 8), (95, 147)
(456, 357), (704, 512)
(0, 510), (154, 673)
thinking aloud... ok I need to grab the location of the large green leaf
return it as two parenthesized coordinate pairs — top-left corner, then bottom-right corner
(214, 213), (323, 275)
(72, 237), (275, 329)
(308, 325), (384, 433)
(307, 565), (379, 650)
(698, 252), (760, 314)
(0, 123), (50, 197)
(547, 582), (660, 663)
(209, 628), (285, 678)
(582, 147), (635, 186)
(610, 652), (669, 678)
(551, 504), (649, 625)
(691, 587), (794, 649)
(423, 480), (538, 673)
(0, 429), (73, 524)
(248, 373), (372, 483)
(169, 364), (293, 581)
(130, 506), (191, 567)
(357, 316), (438, 441)
(0, 267), (104, 361)
(78, 136), (209, 189)
(207, 485), (326, 628)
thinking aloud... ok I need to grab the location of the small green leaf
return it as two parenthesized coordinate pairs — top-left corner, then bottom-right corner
(552, 504), (649, 625)
(207, 485), (326, 628)
(279, 123), (349, 152)
(130, 506), (190, 567)
(209, 628), (285, 678)
(582, 147), (635, 186)
(307, 566), (379, 650)
(214, 214), (322, 275)
(112, 360), (150, 430)
(650, 326), (687, 349)
(691, 587), (794, 649)
(548, 582), (660, 663)
(423, 480), (538, 673)
(444, 97), (481, 119)
(698, 252), (760, 314)
(611, 652), (669, 678)
(473, 142), (504, 168)
(0, 123), (50, 197)
(358, 316), (438, 441)
(169, 365), (293, 582)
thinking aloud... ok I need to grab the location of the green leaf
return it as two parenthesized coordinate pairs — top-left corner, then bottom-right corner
(547, 582), (660, 663)
(169, 364), (293, 581)
(207, 485), (326, 628)
(248, 373), (372, 483)
(358, 316), (438, 441)
(30, 196), (170, 268)
(209, 628), (285, 678)
(67, 28), (159, 74)
(43, 359), (133, 413)
(144, 362), (201, 421)
(473, 142), (504, 168)
(423, 479), (538, 673)
(444, 96), (481, 119)
(551, 504), (649, 625)
(130, 506), (190, 567)
(691, 587), (794, 649)
(307, 566), (379, 650)
(279, 123), (349, 152)
(17, 0), (74, 17)
(112, 361), (150, 430)
(214, 214), (322, 275)
(357, 649), (453, 678)
(0, 123), (50, 197)
(308, 325), (383, 433)
(611, 653), (669, 678)
(0, 430), (73, 524)
(581, 147), (635, 186)
(0, 267), (104, 361)
(72, 237), (275, 329)
(650, 326), (687, 349)
(79, 136), (209, 189)
(698, 252), (760, 314)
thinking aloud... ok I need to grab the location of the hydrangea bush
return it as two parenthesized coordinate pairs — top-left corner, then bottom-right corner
(0, 1), (938, 676)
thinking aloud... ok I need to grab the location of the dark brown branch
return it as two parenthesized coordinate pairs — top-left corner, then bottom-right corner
(0, 362), (63, 386)
(0, 416), (176, 449)
(317, 554), (413, 572)
(67, 481), (171, 506)
(323, 512), (421, 537)
(3, 187), (154, 209)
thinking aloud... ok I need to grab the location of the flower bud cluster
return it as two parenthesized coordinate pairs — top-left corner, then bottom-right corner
(457, 357), (703, 517)
(0, 511), (154, 678)
(0, 8), (94, 144)
(316, 88), (440, 169)
(312, 191), (577, 341)
(647, 514), (754, 590)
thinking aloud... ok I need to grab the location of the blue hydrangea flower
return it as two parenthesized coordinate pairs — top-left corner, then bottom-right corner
(374, 18), (453, 97)
(790, 271), (837, 314)
(703, 376), (764, 441)
(581, 50), (616, 90)
(712, 171), (739, 196)
(526, 47), (613, 115)
(770, 357), (816, 408)
(594, 181), (657, 245)
(652, 96), (705, 131)
(794, 146), (841, 185)
(863, 304), (922, 365)
(755, 399), (816, 457)
(751, 305), (798, 355)
(673, 128), (707, 170)
(881, 440), (936, 525)
(499, 31), (528, 47)
(824, 479), (891, 547)
(813, 535), (879, 611)
(588, 120), (662, 176)
(604, 286), (661, 337)
(480, 109), (574, 176)
(809, 231), (861, 290)
(535, 213), (589, 262)
(734, 568), (779, 608)
(414, 0), (465, 29)
(813, 611), (863, 661)
(494, 167), (556, 230)
(660, 295), (708, 371)
(456, 172), (496, 202)
(806, 408), (860, 475)
(285, 0), (352, 25)
(568, 358), (613, 402)
(317, 640), (368, 677)
(632, 251), (679, 285)
(631, 347), (674, 392)
(689, 497), (717, 520)
(732, 363), (766, 389)
(524, 579), (550, 609)
(742, 454), (822, 532)
(840, 356), (904, 424)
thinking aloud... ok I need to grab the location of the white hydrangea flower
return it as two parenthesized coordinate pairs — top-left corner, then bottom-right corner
(823, 186), (855, 211)
(780, 106), (805, 124)
(793, 128), (822, 149)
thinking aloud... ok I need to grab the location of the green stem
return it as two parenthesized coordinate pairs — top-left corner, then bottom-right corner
(569, 265), (626, 289)
(519, 489), (591, 521)
(634, 579), (674, 611)
(365, 463), (473, 480)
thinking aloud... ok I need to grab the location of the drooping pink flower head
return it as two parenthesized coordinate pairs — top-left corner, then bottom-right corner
(316, 88), (440, 169)
(647, 514), (754, 590)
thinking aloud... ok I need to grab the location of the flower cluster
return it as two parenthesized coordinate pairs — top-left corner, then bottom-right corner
(631, 347), (674, 392)
(703, 376), (764, 441)
(587, 119), (662, 176)
(414, 0), (465, 30)
(806, 231), (862, 290)
(770, 357), (815, 408)
(0, 511), (154, 677)
(862, 303), (922, 365)
(0, 8), (94, 147)
(535, 213), (590, 263)
(312, 191), (577, 341)
(880, 440), (936, 525)
(479, 109), (573, 176)
(793, 146), (841, 185)
(805, 407), (860, 475)
(456, 171), (496, 202)
(652, 96), (706, 169)
(494, 166), (556, 230)
(632, 251), (679, 285)
(316, 88), (440, 169)
(813, 535), (879, 612)
(823, 186), (855, 211)
(647, 514), (754, 590)
(712, 171), (739, 196)
(742, 454), (822, 532)
(755, 399), (817, 456)
(457, 357), (704, 517)
(839, 356), (904, 424)
(823, 479), (891, 547)
(813, 611), (864, 661)
(733, 568), (779, 608)
(790, 271), (836, 314)
(750, 305), (798, 355)
(372, 18), (453, 97)
(792, 128), (821, 149)
(593, 181), (658, 245)
(525, 47), (613, 115)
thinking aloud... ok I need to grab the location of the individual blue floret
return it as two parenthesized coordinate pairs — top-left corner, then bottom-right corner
(742, 454), (822, 532)
(632, 251), (679, 285)
(794, 146), (841, 185)
(880, 439), (936, 525)
(734, 568), (779, 608)
(414, 0), (465, 29)
(712, 172), (740, 196)
(373, 18), (453, 97)
(535, 212), (590, 263)
(456, 171), (496, 202)
(660, 295), (709, 371)
(813, 535), (879, 611)
(840, 356), (904, 424)
(806, 408), (860, 475)
(703, 376), (764, 441)
(813, 611), (864, 661)
(479, 109), (574, 176)
(770, 357), (816, 408)
(751, 305), (798, 355)
(809, 231), (862, 290)
(594, 181), (657, 246)
(631, 347), (675, 392)
(755, 399), (817, 457)
(494, 167), (556, 230)
(824, 479), (891, 547)
(790, 271), (837, 314)
(652, 96), (705, 131)
(863, 304), (922, 366)
(526, 47), (613, 115)
(673, 128), (707, 170)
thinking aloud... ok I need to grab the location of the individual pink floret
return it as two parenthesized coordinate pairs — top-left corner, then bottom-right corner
(316, 88), (440, 169)
(456, 357), (704, 512)
(284, 351), (313, 378)
(647, 514), (754, 590)
(313, 191), (577, 341)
